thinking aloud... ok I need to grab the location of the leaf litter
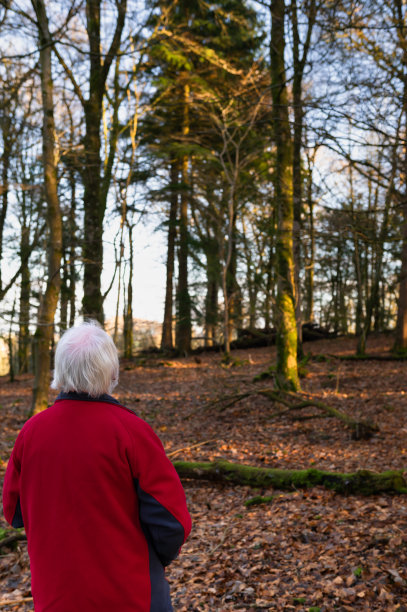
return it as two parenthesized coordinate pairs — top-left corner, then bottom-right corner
(1, 334), (407, 610)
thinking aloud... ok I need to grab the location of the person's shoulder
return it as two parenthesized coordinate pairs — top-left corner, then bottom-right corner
(112, 402), (162, 442)
(111, 402), (151, 431)
(23, 407), (52, 428)
(15, 407), (52, 441)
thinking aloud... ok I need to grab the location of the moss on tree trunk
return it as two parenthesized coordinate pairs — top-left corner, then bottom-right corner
(31, 0), (63, 414)
(270, 0), (299, 391)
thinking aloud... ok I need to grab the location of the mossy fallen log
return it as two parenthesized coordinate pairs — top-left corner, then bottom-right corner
(173, 460), (407, 495)
(0, 529), (26, 550)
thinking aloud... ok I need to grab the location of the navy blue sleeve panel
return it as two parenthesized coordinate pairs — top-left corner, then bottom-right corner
(135, 479), (185, 567)
(2, 437), (25, 529)
(11, 498), (24, 528)
(144, 538), (173, 612)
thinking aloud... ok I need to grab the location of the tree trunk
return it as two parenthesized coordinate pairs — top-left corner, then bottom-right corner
(394, 198), (407, 350)
(205, 278), (218, 346)
(8, 298), (16, 383)
(346, 162), (364, 336)
(353, 242), (364, 335)
(225, 206), (241, 347)
(291, 0), (316, 352)
(291, 5), (303, 354)
(18, 216), (30, 374)
(305, 152), (315, 323)
(123, 222), (134, 359)
(60, 248), (69, 332)
(394, 74), (407, 350)
(68, 170), (77, 327)
(0, 114), (11, 293)
(338, 269), (348, 334)
(264, 210), (276, 332)
(161, 162), (178, 351)
(83, 87), (104, 322)
(331, 240), (347, 335)
(31, 0), (63, 414)
(176, 84), (192, 354)
(113, 211), (126, 345)
(242, 221), (257, 331)
(82, 0), (126, 323)
(270, 0), (299, 390)
(173, 460), (407, 495)
(221, 190), (234, 355)
(204, 236), (220, 347)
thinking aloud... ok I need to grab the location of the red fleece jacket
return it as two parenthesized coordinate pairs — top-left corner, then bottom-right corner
(2, 392), (191, 612)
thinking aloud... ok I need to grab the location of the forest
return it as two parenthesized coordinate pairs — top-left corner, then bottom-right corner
(1, 0), (407, 610)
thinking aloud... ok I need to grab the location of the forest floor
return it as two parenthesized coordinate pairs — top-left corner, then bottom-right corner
(1, 333), (407, 611)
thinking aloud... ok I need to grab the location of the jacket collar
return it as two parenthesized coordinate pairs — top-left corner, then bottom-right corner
(55, 391), (121, 405)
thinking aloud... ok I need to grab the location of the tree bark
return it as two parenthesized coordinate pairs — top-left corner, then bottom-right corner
(8, 298), (16, 383)
(221, 187), (236, 355)
(123, 222), (134, 359)
(82, 0), (104, 322)
(270, 0), (299, 390)
(304, 148), (315, 323)
(264, 210), (276, 332)
(393, 0), (407, 351)
(176, 84), (192, 353)
(393, 192), (407, 351)
(31, 0), (63, 414)
(291, 0), (316, 354)
(59, 245), (69, 332)
(242, 219), (257, 331)
(225, 205), (242, 349)
(68, 169), (77, 327)
(18, 212), (30, 374)
(0, 112), (11, 293)
(394, 113), (407, 349)
(161, 162), (179, 351)
(82, 0), (127, 323)
(204, 234), (220, 347)
(113, 204), (126, 345)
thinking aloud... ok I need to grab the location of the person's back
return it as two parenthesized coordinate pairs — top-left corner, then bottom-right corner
(3, 321), (191, 612)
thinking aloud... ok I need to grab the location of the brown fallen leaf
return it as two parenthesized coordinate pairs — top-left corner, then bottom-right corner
(387, 568), (406, 585)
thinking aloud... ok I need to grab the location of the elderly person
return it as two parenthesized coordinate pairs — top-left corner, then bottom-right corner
(3, 321), (191, 612)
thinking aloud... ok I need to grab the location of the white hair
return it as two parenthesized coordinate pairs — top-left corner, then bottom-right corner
(51, 320), (119, 397)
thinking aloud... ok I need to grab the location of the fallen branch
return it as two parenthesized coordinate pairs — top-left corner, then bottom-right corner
(167, 438), (221, 458)
(288, 413), (331, 421)
(268, 389), (378, 439)
(208, 523), (233, 556)
(216, 391), (253, 411)
(329, 353), (407, 361)
(0, 532), (27, 550)
(173, 460), (407, 495)
(0, 598), (33, 608)
(212, 387), (379, 439)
